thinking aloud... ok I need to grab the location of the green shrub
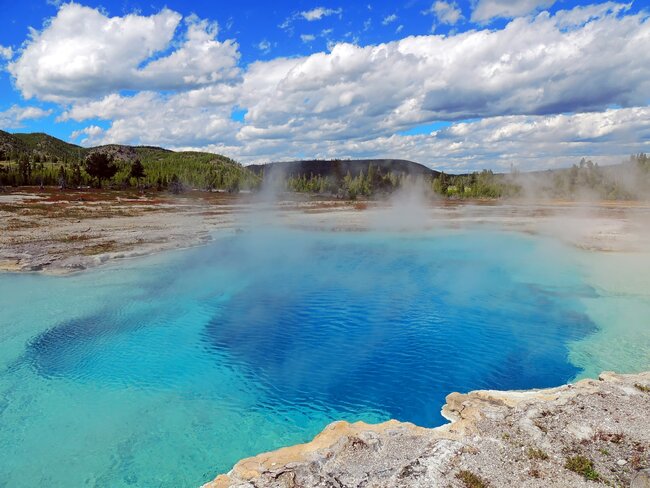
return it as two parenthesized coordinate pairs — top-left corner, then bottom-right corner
(565, 456), (600, 481)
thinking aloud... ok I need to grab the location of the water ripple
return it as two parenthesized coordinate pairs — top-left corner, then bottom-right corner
(4, 228), (600, 486)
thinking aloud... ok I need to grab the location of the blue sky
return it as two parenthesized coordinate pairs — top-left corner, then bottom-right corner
(1, 0), (649, 170)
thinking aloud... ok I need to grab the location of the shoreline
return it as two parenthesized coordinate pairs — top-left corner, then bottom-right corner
(2, 189), (649, 275)
(0, 189), (241, 275)
(205, 371), (650, 487)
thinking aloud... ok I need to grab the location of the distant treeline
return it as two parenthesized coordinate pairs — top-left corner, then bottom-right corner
(516, 154), (650, 200)
(1, 129), (648, 200)
(279, 154), (650, 200)
(283, 167), (519, 199)
(285, 165), (404, 199)
(0, 144), (260, 192)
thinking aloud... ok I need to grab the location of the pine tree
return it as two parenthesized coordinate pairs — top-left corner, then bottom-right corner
(18, 155), (31, 185)
(58, 165), (67, 189)
(70, 163), (82, 188)
(129, 159), (146, 188)
(85, 152), (118, 188)
(169, 174), (183, 194)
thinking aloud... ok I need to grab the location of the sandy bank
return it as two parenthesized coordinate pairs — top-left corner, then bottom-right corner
(205, 371), (650, 487)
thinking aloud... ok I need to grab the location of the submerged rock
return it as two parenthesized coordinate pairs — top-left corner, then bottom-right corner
(205, 371), (650, 488)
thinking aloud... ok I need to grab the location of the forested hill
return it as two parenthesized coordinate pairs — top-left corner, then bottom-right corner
(3, 130), (648, 200)
(0, 130), (258, 190)
(248, 159), (439, 179)
(0, 129), (215, 164)
(9, 132), (85, 161)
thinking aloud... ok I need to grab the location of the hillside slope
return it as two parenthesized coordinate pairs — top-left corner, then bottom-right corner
(0, 130), (29, 157)
(12, 132), (85, 161)
(0, 130), (258, 189)
(248, 159), (440, 179)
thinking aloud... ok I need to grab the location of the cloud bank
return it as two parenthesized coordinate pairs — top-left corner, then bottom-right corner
(9, 4), (240, 101)
(6, 2), (650, 171)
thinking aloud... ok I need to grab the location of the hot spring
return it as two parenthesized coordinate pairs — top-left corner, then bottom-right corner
(0, 225), (648, 486)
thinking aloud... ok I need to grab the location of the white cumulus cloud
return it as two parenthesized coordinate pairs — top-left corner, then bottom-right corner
(231, 6), (650, 147)
(197, 107), (650, 171)
(281, 7), (343, 33)
(300, 7), (342, 21)
(70, 125), (104, 144)
(9, 4), (240, 101)
(426, 1), (463, 25)
(0, 105), (51, 129)
(0, 45), (13, 60)
(471, 0), (556, 23)
(61, 86), (240, 148)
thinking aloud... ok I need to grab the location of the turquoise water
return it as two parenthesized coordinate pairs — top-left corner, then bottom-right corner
(0, 227), (646, 487)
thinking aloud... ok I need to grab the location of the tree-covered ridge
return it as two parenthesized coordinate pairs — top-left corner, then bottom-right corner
(13, 132), (85, 162)
(249, 158), (437, 179)
(285, 166), (408, 199)
(0, 130), (29, 156)
(132, 148), (255, 191)
(283, 167), (517, 199)
(279, 156), (650, 200)
(1, 130), (648, 199)
(0, 130), (259, 191)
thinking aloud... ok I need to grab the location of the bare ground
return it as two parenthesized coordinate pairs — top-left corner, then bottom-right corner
(205, 372), (650, 488)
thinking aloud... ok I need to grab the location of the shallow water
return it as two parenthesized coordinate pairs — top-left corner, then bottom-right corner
(0, 226), (647, 487)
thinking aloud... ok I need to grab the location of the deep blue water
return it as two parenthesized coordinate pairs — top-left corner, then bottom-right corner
(0, 227), (599, 486)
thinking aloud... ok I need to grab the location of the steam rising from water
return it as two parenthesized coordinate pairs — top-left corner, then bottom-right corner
(2, 158), (648, 487)
(1, 198), (649, 486)
(365, 179), (435, 231)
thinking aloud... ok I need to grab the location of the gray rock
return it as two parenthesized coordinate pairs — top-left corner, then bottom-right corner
(632, 469), (650, 488)
(205, 372), (650, 488)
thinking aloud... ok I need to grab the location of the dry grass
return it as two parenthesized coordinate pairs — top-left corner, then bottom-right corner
(55, 234), (94, 243)
(527, 447), (549, 460)
(4, 218), (40, 230)
(593, 431), (625, 444)
(634, 383), (650, 393)
(456, 470), (490, 488)
(80, 241), (119, 255)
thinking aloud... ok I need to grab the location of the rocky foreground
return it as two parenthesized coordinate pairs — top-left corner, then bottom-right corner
(205, 372), (650, 488)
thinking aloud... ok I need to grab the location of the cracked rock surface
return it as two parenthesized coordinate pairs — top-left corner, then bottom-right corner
(205, 371), (650, 488)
